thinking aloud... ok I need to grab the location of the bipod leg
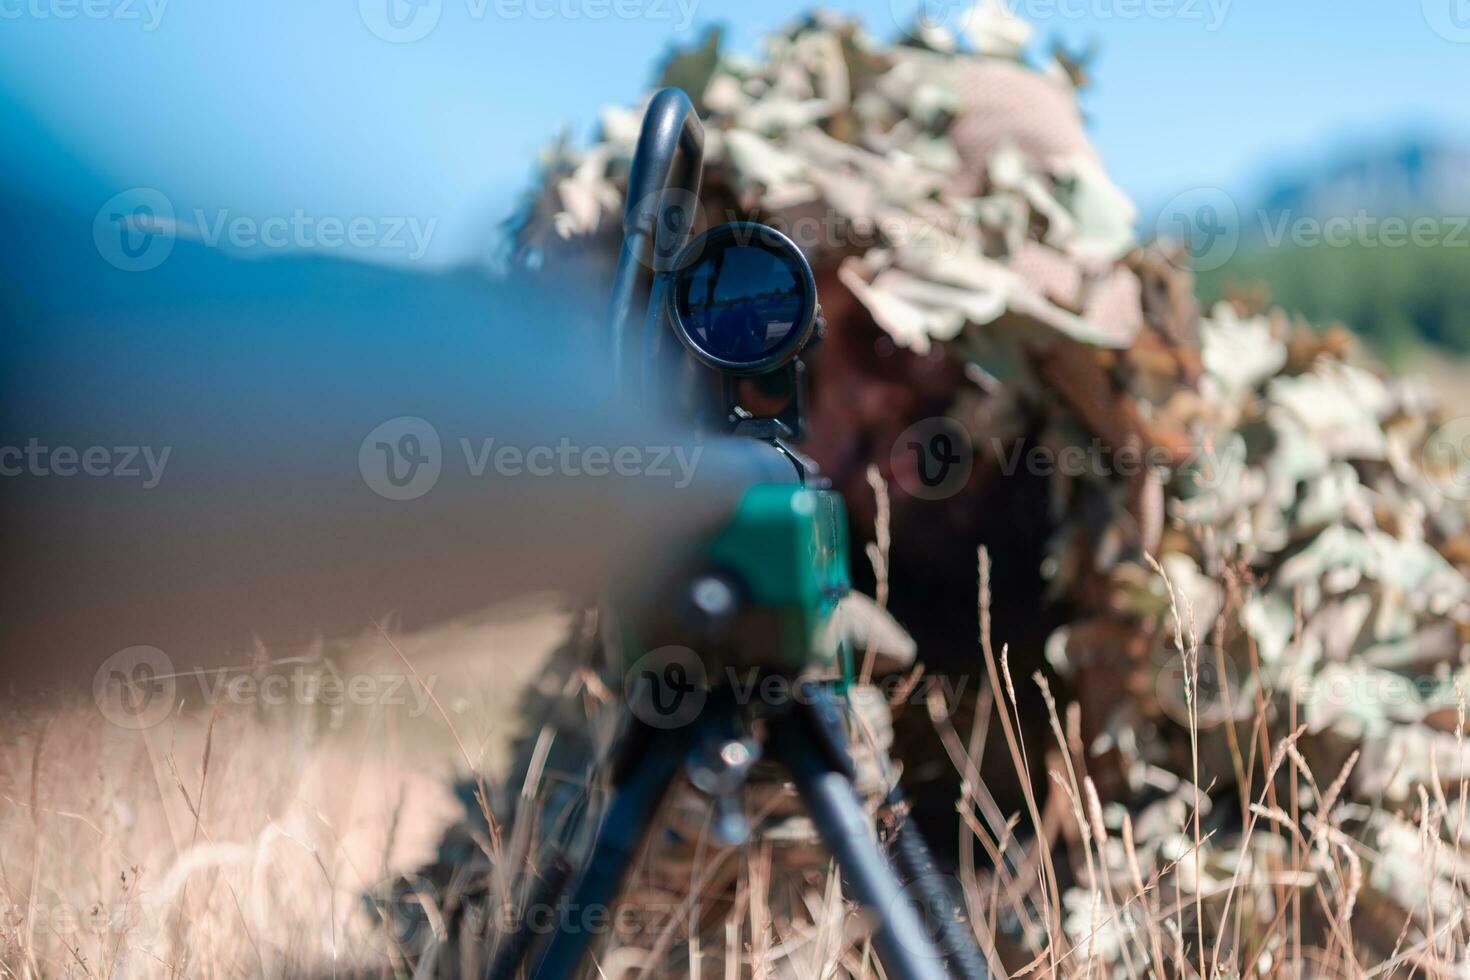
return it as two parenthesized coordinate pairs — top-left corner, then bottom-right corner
(490, 693), (708, 980)
(767, 681), (953, 980)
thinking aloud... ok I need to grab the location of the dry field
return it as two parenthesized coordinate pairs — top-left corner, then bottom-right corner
(3, 564), (1469, 979)
(0, 595), (569, 979)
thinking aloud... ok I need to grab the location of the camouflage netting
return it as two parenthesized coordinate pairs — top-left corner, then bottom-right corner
(496, 4), (1470, 974)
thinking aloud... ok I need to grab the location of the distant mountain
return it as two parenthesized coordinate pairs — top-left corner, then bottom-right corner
(1192, 133), (1470, 359)
(1254, 135), (1470, 222)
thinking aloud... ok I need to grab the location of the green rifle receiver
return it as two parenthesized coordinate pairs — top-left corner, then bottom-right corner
(705, 484), (850, 669)
(612, 481), (851, 676)
(606, 87), (852, 678)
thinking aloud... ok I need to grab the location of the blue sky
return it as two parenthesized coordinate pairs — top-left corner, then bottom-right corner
(2, 0), (1467, 266)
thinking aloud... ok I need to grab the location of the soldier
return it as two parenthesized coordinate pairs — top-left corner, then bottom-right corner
(484, 5), (1470, 973)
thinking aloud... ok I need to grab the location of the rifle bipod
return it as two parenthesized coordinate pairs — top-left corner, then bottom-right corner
(485, 678), (989, 980)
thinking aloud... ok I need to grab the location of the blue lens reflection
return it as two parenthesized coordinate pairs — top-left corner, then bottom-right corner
(676, 244), (803, 362)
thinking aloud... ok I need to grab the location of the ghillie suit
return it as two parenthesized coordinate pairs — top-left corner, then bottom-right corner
(414, 5), (1470, 975)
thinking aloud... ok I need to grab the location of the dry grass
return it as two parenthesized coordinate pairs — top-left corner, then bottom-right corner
(934, 546), (1470, 980)
(0, 597), (568, 979)
(3, 562), (1469, 979)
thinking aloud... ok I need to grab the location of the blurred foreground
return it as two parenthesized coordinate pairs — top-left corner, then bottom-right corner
(0, 596), (567, 978)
